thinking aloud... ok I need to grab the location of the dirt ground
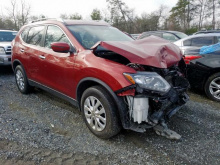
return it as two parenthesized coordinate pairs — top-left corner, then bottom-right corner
(0, 66), (219, 165)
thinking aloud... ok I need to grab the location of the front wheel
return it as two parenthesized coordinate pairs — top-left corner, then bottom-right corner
(204, 72), (220, 102)
(15, 65), (33, 94)
(80, 86), (121, 139)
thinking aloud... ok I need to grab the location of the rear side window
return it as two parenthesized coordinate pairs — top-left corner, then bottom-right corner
(191, 37), (214, 46)
(26, 26), (45, 46)
(20, 28), (29, 42)
(44, 26), (70, 48)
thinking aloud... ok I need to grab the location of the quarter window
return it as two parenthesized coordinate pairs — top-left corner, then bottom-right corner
(26, 26), (45, 46)
(45, 26), (70, 48)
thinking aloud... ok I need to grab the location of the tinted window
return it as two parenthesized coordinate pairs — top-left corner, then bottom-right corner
(0, 31), (17, 42)
(20, 28), (29, 42)
(183, 39), (192, 46)
(26, 26), (45, 46)
(163, 33), (179, 42)
(45, 26), (70, 48)
(191, 37), (214, 47)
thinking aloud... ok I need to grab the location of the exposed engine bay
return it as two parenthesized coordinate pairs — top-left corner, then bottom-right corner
(92, 37), (190, 139)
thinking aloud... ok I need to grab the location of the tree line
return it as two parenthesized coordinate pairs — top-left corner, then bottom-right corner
(0, 0), (220, 34)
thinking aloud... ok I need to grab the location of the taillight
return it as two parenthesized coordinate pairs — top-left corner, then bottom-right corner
(183, 55), (202, 64)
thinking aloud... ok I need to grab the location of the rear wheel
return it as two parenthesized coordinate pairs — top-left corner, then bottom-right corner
(204, 72), (220, 102)
(80, 86), (121, 139)
(15, 65), (33, 94)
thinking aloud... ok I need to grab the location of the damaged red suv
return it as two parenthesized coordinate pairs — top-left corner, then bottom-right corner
(12, 19), (189, 139)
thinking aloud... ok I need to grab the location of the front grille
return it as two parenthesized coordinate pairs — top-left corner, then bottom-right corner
(5, 46), (11, 55)
(6, 46), (11, 51)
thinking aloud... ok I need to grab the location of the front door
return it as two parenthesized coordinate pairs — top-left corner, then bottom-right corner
(40, 25), (76, 96)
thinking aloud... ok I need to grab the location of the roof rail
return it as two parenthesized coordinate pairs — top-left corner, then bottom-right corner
(31, 18), (64, 23)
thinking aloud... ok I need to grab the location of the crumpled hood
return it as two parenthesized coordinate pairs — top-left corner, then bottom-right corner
(92, 36), (183, 68)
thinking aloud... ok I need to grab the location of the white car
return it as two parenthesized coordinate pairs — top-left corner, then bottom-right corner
(0, 30), (17, 65)
(174, 33), (220, 54)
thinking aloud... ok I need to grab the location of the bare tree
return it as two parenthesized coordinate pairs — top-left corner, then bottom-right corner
(6, 0), (18, 29)
(206, 0), (220, 29)
(5, 0), (31, 30)
(197, 0), (208, 30)
(106, 0), (138, 32)
(18, 0), (31, 27)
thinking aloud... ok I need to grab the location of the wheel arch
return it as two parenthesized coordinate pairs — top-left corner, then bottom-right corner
(76, 77), (118, 108)
(76, 77), (130, 129)
(203, 68), (220, 90)
(12, 59), (23, 71)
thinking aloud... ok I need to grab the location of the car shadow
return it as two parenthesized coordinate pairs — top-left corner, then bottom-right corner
(0, 66), (13, 75)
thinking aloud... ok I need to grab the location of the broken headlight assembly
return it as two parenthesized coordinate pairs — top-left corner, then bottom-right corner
(124, 72), (171, 93)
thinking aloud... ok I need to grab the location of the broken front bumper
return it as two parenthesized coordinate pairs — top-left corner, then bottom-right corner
(115, 79), (189, 133)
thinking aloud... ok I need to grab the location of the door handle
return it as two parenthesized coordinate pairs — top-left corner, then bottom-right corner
(20, 49), (24, 52)
(39, 55), (45, 59)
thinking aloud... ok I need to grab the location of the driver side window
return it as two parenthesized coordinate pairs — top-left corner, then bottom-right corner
(44, 25), (71, 48)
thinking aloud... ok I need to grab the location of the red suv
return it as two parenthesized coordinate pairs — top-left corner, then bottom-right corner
(12, 19), (189, 139)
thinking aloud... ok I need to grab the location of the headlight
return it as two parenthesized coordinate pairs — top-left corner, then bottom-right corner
(124, 72), (171, 93)
(0, 47), (5, 55)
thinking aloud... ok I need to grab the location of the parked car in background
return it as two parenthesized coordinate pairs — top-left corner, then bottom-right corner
(12, 19), (189, 139)
(0, 30), (17, 65)
(193, 30), (220, 35)
(174, 33), (220, 54)
(131, 34), (140, 40)
(138, 31), (188, 42)
(184, 48), (220, 101)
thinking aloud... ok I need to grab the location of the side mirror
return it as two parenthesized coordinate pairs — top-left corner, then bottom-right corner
(51, 42), (70, 53)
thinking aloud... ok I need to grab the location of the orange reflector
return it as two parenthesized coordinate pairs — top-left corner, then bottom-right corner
(124, 74), (136, 84)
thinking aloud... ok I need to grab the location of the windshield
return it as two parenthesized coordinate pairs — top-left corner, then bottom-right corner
(174, 32), (188, 39)
(0, 31), (17, 42)
(67, 25), (133, 49)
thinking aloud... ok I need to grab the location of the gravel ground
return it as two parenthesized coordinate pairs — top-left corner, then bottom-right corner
(0, 66), (220, 165)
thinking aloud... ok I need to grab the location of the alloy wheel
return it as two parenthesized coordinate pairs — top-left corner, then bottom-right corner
(16, 70), (25, 90)
(84, 96), (106, 132)
(209, 77), (220, 100)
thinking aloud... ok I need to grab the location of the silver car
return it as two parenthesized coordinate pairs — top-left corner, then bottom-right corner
(174, 33), (220, 54)
(0, 30), (17, 65)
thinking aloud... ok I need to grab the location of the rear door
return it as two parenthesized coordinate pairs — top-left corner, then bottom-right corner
(22, 25), (46, 83)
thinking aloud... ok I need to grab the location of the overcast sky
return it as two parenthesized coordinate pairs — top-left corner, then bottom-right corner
(1, 0), (178, 19)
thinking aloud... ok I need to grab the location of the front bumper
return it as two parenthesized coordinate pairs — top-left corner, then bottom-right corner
(115, 75), (190, 131)
(0, 55), (12, 65)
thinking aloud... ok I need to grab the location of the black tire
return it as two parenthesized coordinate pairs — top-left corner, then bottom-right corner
(204, 72), (220, 102)
(15, 65), (33, 94)
(80, 86), (121, 139)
